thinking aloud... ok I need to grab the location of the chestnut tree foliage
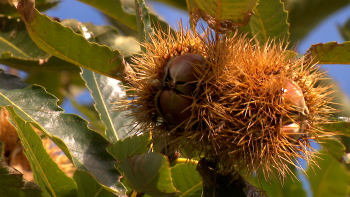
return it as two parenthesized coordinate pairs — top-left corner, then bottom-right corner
(1, 0), (350, 196)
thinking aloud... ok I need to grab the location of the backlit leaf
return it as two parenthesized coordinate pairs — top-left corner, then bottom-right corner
(187, 0), (259, 33)
(249, 0), (289, 44)
(171, 163), (202, 196)
(318, 138), (346, 161)
(307, 41), (350, 64)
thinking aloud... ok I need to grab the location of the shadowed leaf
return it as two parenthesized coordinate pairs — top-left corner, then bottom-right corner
(0, 69), (125, 194)
(197, 158), (246, 197)
(78, 0), (169, 37)
(6, 107), (78, 197)
(255, 167), (307, 197)
(120, 153), (177, 196)
(0, 16), (49, 60)
(60, 19), (140, 56)
(338, 17), (350, 41)
(0, 0), (59, 17)
(283, 0), (349, 45)
(0, 158), (42, 197)
(0, 56), (80, 73)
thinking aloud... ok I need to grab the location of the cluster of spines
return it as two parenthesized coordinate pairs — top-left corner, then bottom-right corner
(122, 24), (336, 182)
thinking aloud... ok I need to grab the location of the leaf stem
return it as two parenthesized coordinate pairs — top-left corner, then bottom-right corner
(171, 158), (198, 166)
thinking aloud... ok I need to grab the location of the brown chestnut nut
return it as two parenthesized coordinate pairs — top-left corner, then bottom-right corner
(157, 53), (206, 127)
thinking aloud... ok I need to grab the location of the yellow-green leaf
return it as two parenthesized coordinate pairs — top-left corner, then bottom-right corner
(12, 0), (125, 80)
(307, 41), (350, 65)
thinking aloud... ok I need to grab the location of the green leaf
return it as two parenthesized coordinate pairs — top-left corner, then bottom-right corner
(0, 158), (42, 197)
(284, 0), (349, 45)
(107, 133), (151, 162)
(120, 152), (177, 196)
(77, 0), (139, 32)
(318, 138), (346, 161)
(307, 149), (350, 197)
(196, 158), (246, 197)
(81, 68), (135, 143)
(73, 170), (117, 197)
(6, 107), (78, 197)
(0, 0), (59, 17)
(255, 168), (306, 197)
(0, 56), (80, 73)
(321, 122), (350, 137)
(249, 0), (289, 44)
(338, 17), (350, 41)
(135, 0), (154, 48)
(60, 19), (140, 56)
(187, 0), (259, 33)
(77, 0), (169, 37)
(307, 41), (350, 64)
(83, 23), (140, 56)
(13, 0), (125, 80)
(0, 16), (49, 60)
(171, 163), (202, 197)
(0, 69), (125, 194)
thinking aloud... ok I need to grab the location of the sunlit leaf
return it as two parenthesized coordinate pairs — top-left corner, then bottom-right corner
(171, 163), (202, 196)
(6, 107), (78, 197)
(307, 149), (350, 197)
(120, 153), (177, 196)
(0, 69), (125, 194)
(307, 41), (350, 64)
(0, 158), (42, 197)
(249, 0), (289, 44)
(12, 0), (125, 80)
(73, 170), (117, 197)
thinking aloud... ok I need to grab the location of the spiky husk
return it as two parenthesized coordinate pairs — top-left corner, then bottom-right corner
(122, 24), (335, 181)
